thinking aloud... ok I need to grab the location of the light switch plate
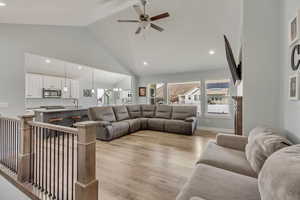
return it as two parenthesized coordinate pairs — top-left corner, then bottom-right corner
(0, 102), (9, 108)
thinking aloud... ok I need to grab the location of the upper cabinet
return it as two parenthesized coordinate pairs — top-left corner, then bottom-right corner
(43, 75), (62, 90)
(26, 74), (43, 98)
(26, 73), (80, 99)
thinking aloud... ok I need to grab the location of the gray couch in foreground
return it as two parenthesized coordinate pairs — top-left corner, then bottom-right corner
(176, 127), (300, 200)
(88, 104), (198, 141)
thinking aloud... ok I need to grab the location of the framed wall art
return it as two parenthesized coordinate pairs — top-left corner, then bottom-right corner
(289, 73), (300, 100)
(289, 10), (300, 46)
(139, 87), (147, 97)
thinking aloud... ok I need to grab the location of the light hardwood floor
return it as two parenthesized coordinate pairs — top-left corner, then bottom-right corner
(96, 130), (216, 200)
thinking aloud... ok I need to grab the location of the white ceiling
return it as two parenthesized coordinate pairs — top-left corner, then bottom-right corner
(25, 53), (130, 85)
(2, 0), (242, 77)
(89, 0), (242, 76)
(0, 0), (138, 26)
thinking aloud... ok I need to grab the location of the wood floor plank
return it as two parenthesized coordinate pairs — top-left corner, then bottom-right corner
(96, 130), (215, 200)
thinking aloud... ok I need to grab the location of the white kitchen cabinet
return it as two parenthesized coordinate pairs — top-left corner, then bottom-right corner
(43, 75), (62, 90)
(26, 74), (80, 99)
(71, 80), (80, 99)
(25, 73), (43, 98)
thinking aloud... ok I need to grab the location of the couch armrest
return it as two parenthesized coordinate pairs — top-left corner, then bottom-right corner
(216, 134), (248, 151)
(185, 117), (196, 122)
(97, 121), (112, 128)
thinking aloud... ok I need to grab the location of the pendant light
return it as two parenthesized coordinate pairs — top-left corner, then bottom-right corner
(63, 63), (68, 93)
(91, 69), (95, 95)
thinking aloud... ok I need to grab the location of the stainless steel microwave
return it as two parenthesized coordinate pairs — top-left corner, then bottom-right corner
(43, 89), (62, 98)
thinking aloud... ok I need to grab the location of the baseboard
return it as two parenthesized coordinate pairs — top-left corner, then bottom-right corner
(197, 126), (234, 134)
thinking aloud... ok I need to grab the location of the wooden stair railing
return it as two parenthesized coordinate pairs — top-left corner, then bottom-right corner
(13, 114), (100, 200)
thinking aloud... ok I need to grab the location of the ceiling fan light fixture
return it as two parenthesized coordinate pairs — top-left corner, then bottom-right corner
(143, 61), (149, 66)
(117, 1), (170, 35)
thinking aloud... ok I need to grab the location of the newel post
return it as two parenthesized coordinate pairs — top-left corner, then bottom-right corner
(74, 121), (99, 200)
(17, 114), (34, 182)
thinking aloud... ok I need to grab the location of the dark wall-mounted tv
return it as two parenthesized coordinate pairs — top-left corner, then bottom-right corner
(224, 35), (242, 86)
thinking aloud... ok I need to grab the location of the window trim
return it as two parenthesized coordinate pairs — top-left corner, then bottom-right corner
(204, 79), (232, 117)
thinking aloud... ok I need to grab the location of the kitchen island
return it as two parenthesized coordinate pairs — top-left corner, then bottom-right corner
(33, 107), (89, 127)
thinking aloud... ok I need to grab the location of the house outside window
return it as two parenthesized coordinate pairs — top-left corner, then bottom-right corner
(205, 79), (230, 115)
(167, 82), (201, 115)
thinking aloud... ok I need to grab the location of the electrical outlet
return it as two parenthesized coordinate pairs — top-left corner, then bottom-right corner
(0, 102), (9, 108)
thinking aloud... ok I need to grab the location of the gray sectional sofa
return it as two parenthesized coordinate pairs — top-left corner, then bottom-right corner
(88, 104), (198, 141)
(176, 127), (300, 200)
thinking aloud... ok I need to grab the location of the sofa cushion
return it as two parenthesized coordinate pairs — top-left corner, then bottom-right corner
(110, 121), (130, 138)
(88, 106), (116, 122)
(141, 105), (156, 118)
(124, 119), (141, 133)
(176, 164), (260, 200)
(245, 134), (291, 173)
(165, 119), (194, 135)
(198, 141), (257, 178)
(155, 105), (172, 119)
(259, 145), (300, 200)
(126, 105), (142, 118)
(172, 106), (197, 120)
(139, 118), (149, 130)
(148, 118), (165, 132)
(248, 126), (275, 143)
(113, 106), (130, 121)
(95, 121), (129, 141)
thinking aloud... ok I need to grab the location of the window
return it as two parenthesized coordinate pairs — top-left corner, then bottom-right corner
(167, 82), (201, 115)
(148, 83), (165, 104)
(205, 79), (230, 115)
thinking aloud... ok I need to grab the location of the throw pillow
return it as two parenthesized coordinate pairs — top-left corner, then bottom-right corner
(245, 134), (292, 173)
(258, 145), (300, 200)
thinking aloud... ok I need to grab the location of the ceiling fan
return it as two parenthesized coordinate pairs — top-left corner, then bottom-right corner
(117, 0), (170, 34)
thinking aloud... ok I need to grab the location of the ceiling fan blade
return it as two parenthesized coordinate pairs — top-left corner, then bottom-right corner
(133, 5), (143, 16)
(150, 12), (170, 21)
(135, 27), (142, 34)
(151, 23), (164, 32)
(117, 20), (140, 23)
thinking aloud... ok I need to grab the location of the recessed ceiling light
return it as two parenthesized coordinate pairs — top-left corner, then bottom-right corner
(45, 59), (51, 64)
(0, 2), (6, 7)
(143, 61), (149, 66)
(209, 50), (215, 55)
(78, 66), (83, 70)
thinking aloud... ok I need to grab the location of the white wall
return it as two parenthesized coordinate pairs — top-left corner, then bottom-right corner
(113, 76), (132, 90)
(280, 0), (300, 143)
(137, 69), (235, 130)
(0, 23), (131, 117)
(243, 0), (281, 135)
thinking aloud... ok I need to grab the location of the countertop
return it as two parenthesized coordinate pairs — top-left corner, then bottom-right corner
(31, 107), (88, 113)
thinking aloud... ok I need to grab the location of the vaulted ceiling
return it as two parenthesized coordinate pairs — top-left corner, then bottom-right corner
(89, 0), (242, 76)
(0, 0), (242, 77)
(0, 0), (139, 26)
